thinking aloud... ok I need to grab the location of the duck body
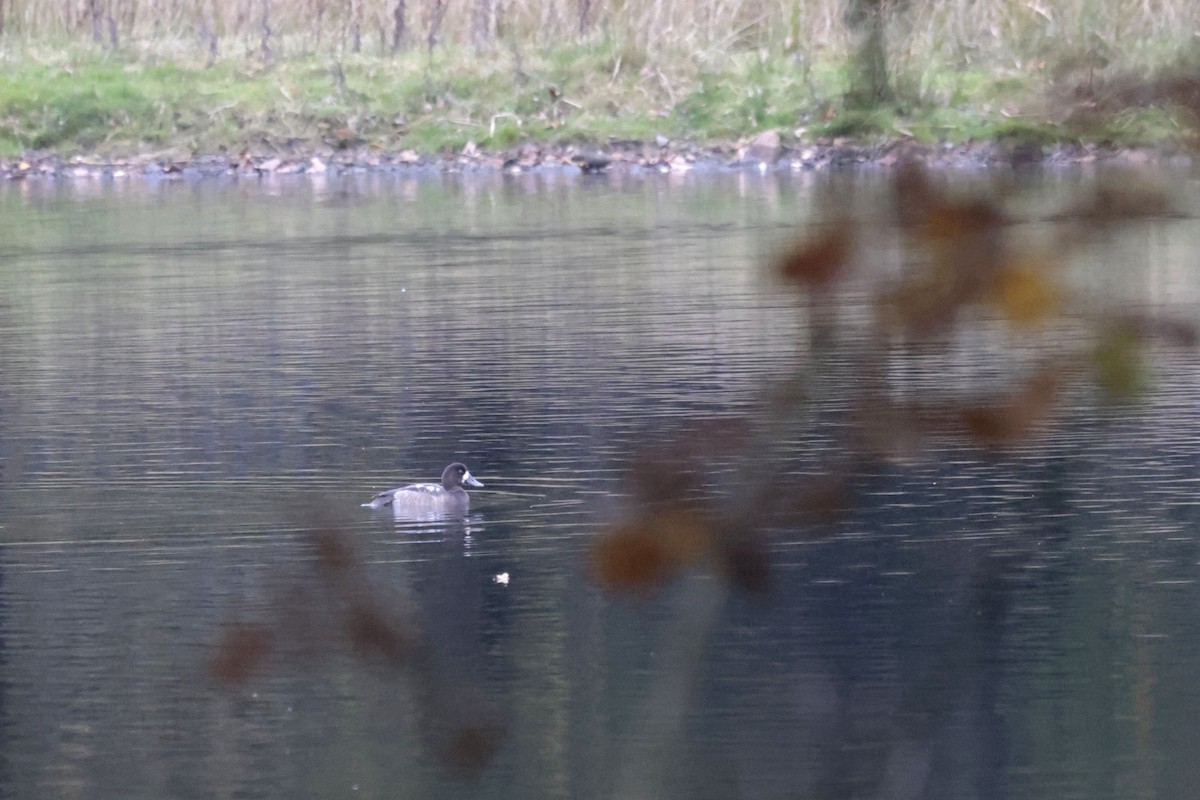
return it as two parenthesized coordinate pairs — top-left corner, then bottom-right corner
(363, 462), (484, 518)
(571, 153), (611, 174)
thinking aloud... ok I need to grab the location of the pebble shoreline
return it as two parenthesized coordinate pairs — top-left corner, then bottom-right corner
(0, 137), (1183, 182)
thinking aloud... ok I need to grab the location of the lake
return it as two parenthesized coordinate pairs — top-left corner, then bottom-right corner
(0, 165), (1198, 799)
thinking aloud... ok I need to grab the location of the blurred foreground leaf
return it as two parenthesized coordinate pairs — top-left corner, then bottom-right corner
(211, 525), (504, 778)
(589, 508), (714, 595)
(778, 221), (853, 289)
(609, 159), (1194, 598)
(1094, 326), (1148, 400)
(988, 257), (1062, 328)
(210, 622), (273, 685)
(960, 369), (1061, 447)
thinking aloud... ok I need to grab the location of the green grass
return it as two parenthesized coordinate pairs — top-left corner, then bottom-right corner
(0, 60), (172, 152)
(0, 34), (1195, 160)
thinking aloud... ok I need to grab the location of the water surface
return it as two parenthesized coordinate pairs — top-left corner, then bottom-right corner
(0, 168), (1198, 799)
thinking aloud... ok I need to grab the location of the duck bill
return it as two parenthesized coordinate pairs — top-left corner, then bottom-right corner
(464, 471), (484, 488)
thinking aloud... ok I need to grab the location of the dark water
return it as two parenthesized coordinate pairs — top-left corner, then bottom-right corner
(0, 168), (1198, 799)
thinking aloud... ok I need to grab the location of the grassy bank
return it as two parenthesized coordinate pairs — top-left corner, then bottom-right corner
(1, 0), (1198, 160)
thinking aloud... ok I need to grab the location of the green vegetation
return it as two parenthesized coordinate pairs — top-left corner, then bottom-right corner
(0, 0), (1197, 159)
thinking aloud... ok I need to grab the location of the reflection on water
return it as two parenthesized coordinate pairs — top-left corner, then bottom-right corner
(0, 170), (1198, 799)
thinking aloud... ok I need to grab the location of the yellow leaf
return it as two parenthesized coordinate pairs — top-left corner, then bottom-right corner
(989, 258), (1060, 327)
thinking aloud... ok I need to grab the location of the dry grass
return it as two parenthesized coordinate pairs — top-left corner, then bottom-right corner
(1, 0), (1197, 71)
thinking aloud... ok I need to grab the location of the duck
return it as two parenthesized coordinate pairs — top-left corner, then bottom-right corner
(571, 153), (611, 174)
(363, 463), (484, 517)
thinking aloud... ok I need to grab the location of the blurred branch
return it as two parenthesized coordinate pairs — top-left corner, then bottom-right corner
(590, 160), (1197, 599)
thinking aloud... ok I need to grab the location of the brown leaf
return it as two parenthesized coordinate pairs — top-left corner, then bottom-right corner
(922, 198), (1007, 243)
(627, 420), (750, 504)
(346, 601), (421, 665)
(1072, 179), (1172, 225)
(877, 276), (965, 336)
(716, 537), (772, 593)
(209, 622), (273, 685)
(440, 723), (505, 778)
(892, 158), (939, 228)
(1112, 313), (1199, 348)
(308, 529), (357, 578)
(960, 370), (1060, 446)
(795, 479), (853, 525)
(778, 222), (852, 289)
(589, 524), (677, 593)
(588, 509), (714, 594)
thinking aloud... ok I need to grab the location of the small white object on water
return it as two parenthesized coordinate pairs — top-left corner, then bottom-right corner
(493, 572), (510, 585)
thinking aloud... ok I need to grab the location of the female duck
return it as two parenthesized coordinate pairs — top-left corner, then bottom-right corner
(363, 463), (484, 517)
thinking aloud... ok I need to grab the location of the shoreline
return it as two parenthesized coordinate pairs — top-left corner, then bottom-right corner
(1, 137), (1187, 182)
